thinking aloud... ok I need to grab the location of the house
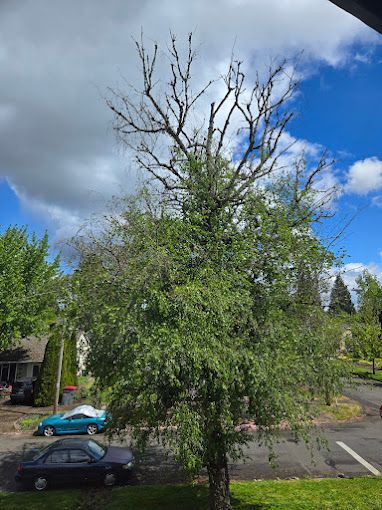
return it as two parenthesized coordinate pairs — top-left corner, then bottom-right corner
(0, 332), (89, 384)
(76, 331), (89, 375)
(0, 336), (48, 384)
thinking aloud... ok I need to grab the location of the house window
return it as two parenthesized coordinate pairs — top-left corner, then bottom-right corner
(0, 364), (10, 382)
(9, 364), (16, 383)
(16, 364), (27, 379)
(32, 365), (40, 378)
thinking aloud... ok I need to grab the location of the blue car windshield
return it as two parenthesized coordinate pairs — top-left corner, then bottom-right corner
(87, 440), (106, 460)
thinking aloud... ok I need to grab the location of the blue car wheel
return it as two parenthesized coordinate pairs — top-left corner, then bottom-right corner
(43, 425), (55, 437)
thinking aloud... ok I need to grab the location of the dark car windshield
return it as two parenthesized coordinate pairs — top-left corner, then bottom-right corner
(87, 440), (106, 460)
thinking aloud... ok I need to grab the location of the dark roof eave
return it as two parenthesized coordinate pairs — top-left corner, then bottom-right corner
(329, 0), (382, 34)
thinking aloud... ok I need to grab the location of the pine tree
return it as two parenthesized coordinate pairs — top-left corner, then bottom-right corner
(295, 263), (322, 307)
(329, 274), (355, 315)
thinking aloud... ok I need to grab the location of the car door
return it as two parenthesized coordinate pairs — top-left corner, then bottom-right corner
(43, 449), (71, 486)
(68, 449), (103, 483)
(66, 414), (87, 433)
(56, 416), (73, 434)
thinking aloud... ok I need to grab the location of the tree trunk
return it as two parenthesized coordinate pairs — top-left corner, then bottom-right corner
(207, 457), (231, 510)
(372, 358), (375, 375)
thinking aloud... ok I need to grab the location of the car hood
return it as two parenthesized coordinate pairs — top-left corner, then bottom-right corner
(42, 414), (64, 425)
(103, 446), (134, 464)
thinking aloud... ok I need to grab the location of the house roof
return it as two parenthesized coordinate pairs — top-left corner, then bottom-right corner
(329, 1), (382, 34)
(0, 336), (48, 364)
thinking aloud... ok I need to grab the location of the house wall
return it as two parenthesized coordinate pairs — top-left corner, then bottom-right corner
(76, 332), (89, 375)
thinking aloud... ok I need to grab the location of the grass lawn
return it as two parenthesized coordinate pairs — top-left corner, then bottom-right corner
(352, 365), (382, 383)
(0, 490), (78, 510)
(1, 478), (381, 509)
(315, 396), (362, 422)
(18, 414), (48, 431)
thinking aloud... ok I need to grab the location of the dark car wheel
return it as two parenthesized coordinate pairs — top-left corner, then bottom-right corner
(43, 425), (55, 437)
(33, 475), (48, 491)
(104, 472), (117, 487)
(86, 423), (98, 435)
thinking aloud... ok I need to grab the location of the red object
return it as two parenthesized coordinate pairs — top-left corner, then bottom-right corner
(63, 386), (77, 391)
(17, 464), (23, 474)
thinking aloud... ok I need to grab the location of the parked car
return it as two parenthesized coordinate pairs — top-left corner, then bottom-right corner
(37, 405), (109, 437)
(10, 378), (35, 404)
(15, 438), (134, 491)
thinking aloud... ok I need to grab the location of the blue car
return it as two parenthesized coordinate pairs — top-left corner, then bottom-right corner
(37, 405), (108, 437)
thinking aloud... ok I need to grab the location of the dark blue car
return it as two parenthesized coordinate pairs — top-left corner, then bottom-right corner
(15, 438), (134, 490)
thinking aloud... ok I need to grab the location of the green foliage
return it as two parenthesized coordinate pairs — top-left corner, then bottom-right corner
(73, 183), (347, 482)
(0, 226), (60, 350)
(72, 39), (348, 509)
(351, 271), (382, 368)
(34, 332), (59, 406)
(295, 263), (322, 307)
(18, 414), (47, 431)
(34, 325), (78, 407)
(329, 274), (355, 315)
(62, 329), (78, 387)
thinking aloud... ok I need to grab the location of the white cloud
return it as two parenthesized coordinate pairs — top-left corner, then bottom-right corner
(0, 0), (378, 238)
(345, 157), (382, 195)
(372, 195), (382, 208)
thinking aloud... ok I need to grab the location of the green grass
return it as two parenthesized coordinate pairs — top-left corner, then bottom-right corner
(1, 478), (382, 509)
(316, 397), (362, 422)
(0, 490), (78, 510)
(352, 365), (382, 382)
(18, 414), (47, 431)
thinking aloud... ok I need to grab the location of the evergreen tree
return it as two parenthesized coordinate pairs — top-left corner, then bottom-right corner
(34, 325), (78, 407)
(34, 332), (59, 407)
(329, 274), (355, 315)
(62, 330), (78, 387)
(295, 262), (322, 307)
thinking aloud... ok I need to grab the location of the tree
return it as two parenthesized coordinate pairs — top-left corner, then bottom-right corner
(73, 35), (345, 510)
(0, 227), (60, 350)
(329, 274), (355, 315)
(352, 271), (382, 375)
(295, 263), (322, 307)
(34, 324), (78, 407)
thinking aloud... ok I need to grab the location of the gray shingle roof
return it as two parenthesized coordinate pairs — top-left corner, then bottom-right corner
(0, 336), (48, 363)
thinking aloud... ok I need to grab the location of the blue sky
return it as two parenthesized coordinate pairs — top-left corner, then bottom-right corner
(0, 0), (381, 289)
(292, 44), (382, 269)
(0, 181), (44, 237)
